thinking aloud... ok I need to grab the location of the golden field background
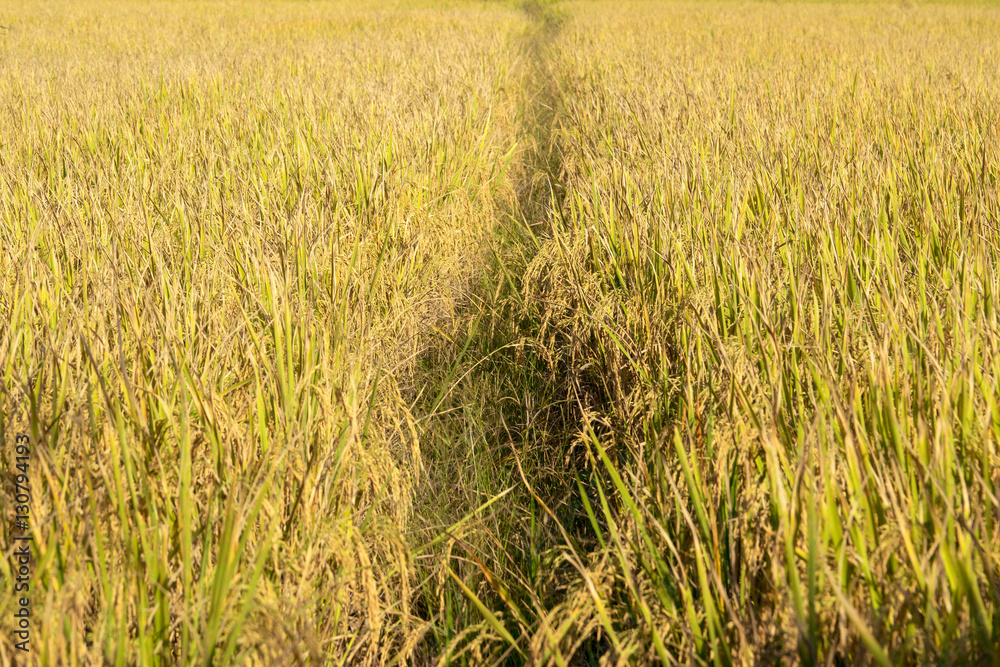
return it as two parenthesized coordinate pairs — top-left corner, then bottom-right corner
(1, 0), (999, 664)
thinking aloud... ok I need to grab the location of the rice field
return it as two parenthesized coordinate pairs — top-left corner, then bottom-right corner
(1, 0), (999, 664)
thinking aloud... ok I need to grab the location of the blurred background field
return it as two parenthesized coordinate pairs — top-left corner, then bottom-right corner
(1, 0), (999, 664)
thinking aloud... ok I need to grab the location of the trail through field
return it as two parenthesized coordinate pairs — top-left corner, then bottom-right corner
(408, 0), (582, 659)
(510, 0), (566, 236)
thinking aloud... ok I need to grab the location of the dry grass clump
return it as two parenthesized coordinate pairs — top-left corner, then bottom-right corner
(0, 1), (521, 663)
